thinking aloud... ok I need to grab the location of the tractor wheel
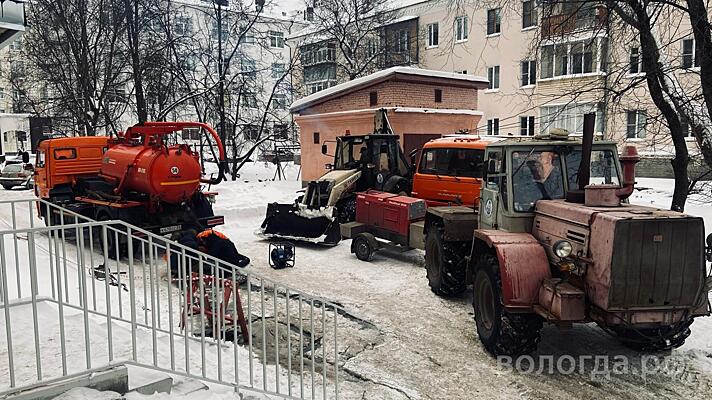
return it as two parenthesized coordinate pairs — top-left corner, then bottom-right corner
(611, 319), (693, 352)
(424, 224), (467, 297)
(472, 253), (543, 357)
(352, 233), (376, 262)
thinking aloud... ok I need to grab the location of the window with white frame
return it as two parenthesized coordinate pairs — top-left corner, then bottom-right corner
(174, 15), (193, 36)
(9, 38), (22, 51)
(211, 21), (228, 40)
(521, 60), (536, 86)
(394, 29), (409, 54)
(487, 118), (500, 135)
(455, 16), (468, 42)
(540, 37), (607, 79)
(520, 116), (535, 136)
(243, 124), (260, 140)
(241, 59), (256, 77)
(487, 9), (501, 35)
(682, 38), (699, 68)
(487, 66), (500, 90)
(367, 37), (380, 58)
(272, 94), (288, 109)
(522, 1), (537, 29)
(680, 115), (692, 137)
(269, 31), (285, 48)
(240, 26), (255, 44)
(427, 23), (439, 47)
(629, 47), (643, 74)
(626, 110), (647, 138)
(242, 92), (257, 108)
(539, 103), (604, 134)
(271, 63), (286, 78)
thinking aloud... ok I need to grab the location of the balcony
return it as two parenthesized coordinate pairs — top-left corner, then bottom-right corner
(0, 0), (26, 49)
(541, 5), (607, 39)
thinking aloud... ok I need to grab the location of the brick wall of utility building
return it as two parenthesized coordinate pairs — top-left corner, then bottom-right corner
(636, 156), (711, 179)
(301, 81), (478, 115)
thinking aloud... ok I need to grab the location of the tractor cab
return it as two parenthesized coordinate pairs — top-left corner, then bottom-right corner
(479, 137), (622, 232)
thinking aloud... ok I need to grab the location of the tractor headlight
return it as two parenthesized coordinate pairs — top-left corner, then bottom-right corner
(553, 240), (573, 258)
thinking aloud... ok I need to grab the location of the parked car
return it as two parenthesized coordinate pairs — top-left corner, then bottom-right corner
(0, 162), (34, 190)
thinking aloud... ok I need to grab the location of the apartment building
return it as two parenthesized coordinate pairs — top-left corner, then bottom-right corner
(291, 0), (707, 169)
(0, 0), (305, 155)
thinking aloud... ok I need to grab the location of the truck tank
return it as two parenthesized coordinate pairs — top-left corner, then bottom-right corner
(100, 143), (202, 204)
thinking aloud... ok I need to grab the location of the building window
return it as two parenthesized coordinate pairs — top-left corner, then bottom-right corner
(394, 29), (409, 54)
(521, 60), (536, 86)
(427, 23), (439, 47)
(487, 66), (500, 90)
(487, 118), (500, 135)
(0, 88), (4, 99)
(273, 124), (289, 139)
(269, 31), (285, 48)
(174, 15), (193, 36)
(522, 1), (537, 29)
(540, 38), (607, 79)
(272, 94), (287, 110)
(211, 21), (228, 40)
(243, 125), (260, 141)
(626, 110), (647, 138)
(241, 59), (256, 78)
(680, 116), (692, 137)
(571, 41), (595, 74)
(242, 92), (257, 108)
(306, 6), (314, 21)
(313, 132), (320, 144)
(9, 38), (22, 51)
(369, 91), (378, 106)
(455, 16), (468, 42)
(629, 47), (642, 74)
(487, 9), (501, 35)
(520, 116), (535, 136)
(540, 103), (604, 134)
(272, 63), (286, 78)
(434, 89), (442, 103)
(240, 26), (255, 44)
(682, 38), (699, 68)
(367, 38), (380, 58)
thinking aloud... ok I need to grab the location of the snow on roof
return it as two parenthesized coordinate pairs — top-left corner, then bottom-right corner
(290, 67), (489, 112)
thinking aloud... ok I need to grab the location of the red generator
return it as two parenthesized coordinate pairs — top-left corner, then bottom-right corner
(341, 190), (426, 261)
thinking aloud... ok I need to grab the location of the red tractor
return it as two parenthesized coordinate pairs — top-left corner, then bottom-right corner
(34, 122), (227, 253)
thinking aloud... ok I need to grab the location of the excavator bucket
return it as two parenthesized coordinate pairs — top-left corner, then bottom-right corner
(260, 202), (342, 245)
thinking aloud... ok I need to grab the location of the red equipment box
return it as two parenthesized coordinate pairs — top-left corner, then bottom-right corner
(355, 190), (426, 237)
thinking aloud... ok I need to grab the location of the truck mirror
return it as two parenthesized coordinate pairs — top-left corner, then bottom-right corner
(408, 148), (419, 168)
(707, 233), (712, 248)
(321, 144), (328, 155)
(21, 152), (30, 164)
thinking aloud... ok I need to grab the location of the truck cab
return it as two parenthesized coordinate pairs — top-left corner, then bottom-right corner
(411, 135), (487, 208)
(34, 136), (109, 202)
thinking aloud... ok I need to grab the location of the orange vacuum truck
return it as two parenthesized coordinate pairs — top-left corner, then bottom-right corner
(34, 122), (228, 253)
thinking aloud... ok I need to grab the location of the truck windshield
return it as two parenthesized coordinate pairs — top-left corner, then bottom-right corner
(512, 150), (565, 212)
(419, 148), (484, 178)
(334, 138), (366, 170)
(565, 149), (620, 187)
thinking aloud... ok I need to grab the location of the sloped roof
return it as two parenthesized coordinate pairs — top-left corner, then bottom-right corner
(290, 66), (489, 113)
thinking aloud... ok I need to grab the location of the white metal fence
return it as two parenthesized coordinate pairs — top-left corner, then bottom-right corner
(0, 198), (344, 399)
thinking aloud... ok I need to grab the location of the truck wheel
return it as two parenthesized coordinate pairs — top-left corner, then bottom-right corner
(424, 225), (466, 297)
(352, 233), (376, 262)
(611, 319), (693, 352)
(473, 253), (543, 357)
(2, 184), (13, 190)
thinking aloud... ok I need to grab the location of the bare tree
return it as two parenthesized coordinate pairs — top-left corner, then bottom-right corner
(21, 0), (127, 135)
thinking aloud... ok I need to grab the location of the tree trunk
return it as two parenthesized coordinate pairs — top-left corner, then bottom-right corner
(626, 0), (689, 211)
(125, 0), (148, 124)
(684, 0), (712, 169)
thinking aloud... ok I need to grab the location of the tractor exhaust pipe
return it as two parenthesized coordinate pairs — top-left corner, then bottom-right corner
(566, 113), (595, 203)
(615, 145), (640, 200)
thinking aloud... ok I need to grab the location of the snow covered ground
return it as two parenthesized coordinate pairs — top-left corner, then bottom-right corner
(1, 162), (711, 399)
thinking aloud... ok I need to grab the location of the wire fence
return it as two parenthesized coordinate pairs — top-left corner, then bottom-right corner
(0, 198), (344, 399)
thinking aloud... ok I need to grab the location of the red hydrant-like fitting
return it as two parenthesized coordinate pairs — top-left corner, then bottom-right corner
(615, 145), (640, 200)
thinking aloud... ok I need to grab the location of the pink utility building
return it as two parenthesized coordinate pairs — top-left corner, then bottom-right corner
(290, 67), (489, 184)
